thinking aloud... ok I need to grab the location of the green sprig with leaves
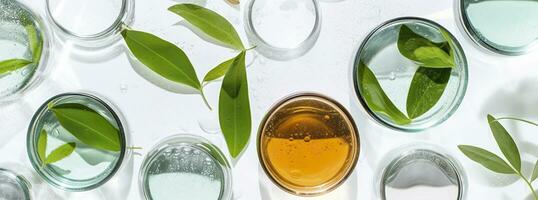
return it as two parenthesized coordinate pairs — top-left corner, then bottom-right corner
(459, 115), (538, 200)
(358, 25), (455, 125)
(121, 4), (253, 158)
(0, 22), (43, 75)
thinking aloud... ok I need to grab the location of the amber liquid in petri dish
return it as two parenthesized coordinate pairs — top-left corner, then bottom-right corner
(259, 94), (359, 195)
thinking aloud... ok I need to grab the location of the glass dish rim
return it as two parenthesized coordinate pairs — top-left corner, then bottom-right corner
(138, 134), (233, 200)
(352, 16), (469, 133)
(243, 0), (322, 60)
(377, 145), (467, 200)
(0, 0), (52, 104)
(0, 167), (33, 200)
(44, 0), (131, 41)
(26, 92), (129, 192)
(456, 0), (538, 56)
(256, 92), (361, 197)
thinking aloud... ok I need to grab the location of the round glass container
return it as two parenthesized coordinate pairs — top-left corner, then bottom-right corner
(244, 0), (321, 60)
(27, 93), (128, 191)
(0, 0), (51, 103)
(139, 134), (232, 200)
(45, 0), (133, 46)
(378, 146), (466, 200)
(0, 168), (32, 200)
(458, 0), (538, 55)
(258, 93), (360, 196)
(353, 17), (468, 132)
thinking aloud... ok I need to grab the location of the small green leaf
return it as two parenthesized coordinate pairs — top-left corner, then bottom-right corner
(25, 23), (43, 63)
(488, 114), (521, 172)
(357, 61), (411, 125)
(0, 59), (32, 74)
(406, 67), (451, 119)
(203, 55), (237, 83)
(219, 51), (251, 158)
(49, 103), (121, 152)
(168, 4), (244, 50)
(122, 29), (202, 91)
(397, 25), (454, 68)
(531, 160), (538, 182)
(45, 143), (76, 164)
(458, 145), (515, 174)
(37, 129), (48, 162)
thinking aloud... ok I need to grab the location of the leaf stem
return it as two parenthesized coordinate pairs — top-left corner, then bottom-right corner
(245, 45), (257, 51)
(127, 146), (143, 150)
(518, 171), (538, 200)
(493, 117), (538, 128)
(200, 90), (212, 110)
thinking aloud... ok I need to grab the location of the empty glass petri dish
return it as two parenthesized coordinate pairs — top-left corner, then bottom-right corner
(139, 134), (232, 200)
(27, 93), (129, 191)
(244, 0), (321, 60)
(258, 93), (360, 196)
(378, 147), (466, 200)
(0, 0), (50, 103)
(353, 17), (468, 132)
(45, 0), (133, 45)
(0, 167), (32, 200)
(458, 0), (538, 55)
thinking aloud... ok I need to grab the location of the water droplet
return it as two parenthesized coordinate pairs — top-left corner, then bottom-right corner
(389, 72), (396, 80)
(198, 115), (220, 134)
(324, 115), (330, 120)
(288, 137), (294, 141)
(304, 135), (311, 142)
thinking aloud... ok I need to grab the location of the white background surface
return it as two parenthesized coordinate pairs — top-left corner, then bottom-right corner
(2, 0), (538, 199)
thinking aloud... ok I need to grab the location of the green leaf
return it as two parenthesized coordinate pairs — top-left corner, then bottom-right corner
(531, 160), (538, 182)
(122, 29), (202, 91)
(406, 67), (451, 119)
(357, 61), (411, 125)
(168, 4), (244, 50)
(458, 145), (515, 174)
(37, 129), (48, 162)
(44, 142), (76, 164)
(219, 51), (251, 158)
(25, 23), (42, 63)
(49, 103), (121, 152)
(0, 59), (32, 74)
(203, 55), (237, 83)
(397, 25), (454, 68)
(488, 114), (522, 172)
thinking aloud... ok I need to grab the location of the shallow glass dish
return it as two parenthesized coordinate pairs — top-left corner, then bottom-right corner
(0, 0), (50, 103)
(258, 93), (360, 196)
(353, 17), (468, 132)
(0, 167), (32, 200)
(26, 92), (129, 191)
(378, 146), (466, 200)
(139, 134), (233, 200)
(244, 0), (321, 60)
(458, 0), (538, 55)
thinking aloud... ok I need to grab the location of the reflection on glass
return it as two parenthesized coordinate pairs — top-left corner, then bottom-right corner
(0, 168), (31, 200)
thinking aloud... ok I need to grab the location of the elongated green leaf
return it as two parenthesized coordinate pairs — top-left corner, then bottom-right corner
(487, 114), (521, 172)
(122, 29), (202, 91)
(49, 103), (121, 152)
(406, 67), (451, 119)
(45, 142), (76, 164)
(531, 160), (538, 182)
(357, 61), (411, 125)
(398, 25), (454, 68)
(219, 51), (251, 158)
(37, 129), (48, 162)
(458, 145), (515, 174)
(25, 23), (42, 63)
(203, 55), (237, 83)
(0, 59), (32, 74)
(168, 4), (244, 50)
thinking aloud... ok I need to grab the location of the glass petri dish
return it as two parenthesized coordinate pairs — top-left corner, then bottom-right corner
(258, 93), (360, 196)
(0, 168), (32, 200)
(353, 17), (468, 132)
(378, 147), (466, 200)
(244, 0), (321, 60)
(458, 0), (538, 55)
(139, 134), (233, 200)
(45, 0), (133, 45)
(0, 0), (51, 103)
(27, 93), (129, 191)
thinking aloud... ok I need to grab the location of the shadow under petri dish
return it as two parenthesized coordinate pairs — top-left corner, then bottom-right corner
(460, 0), (538, 55)
(258, 94), (359, 196)
(381, 149), (464, 200)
